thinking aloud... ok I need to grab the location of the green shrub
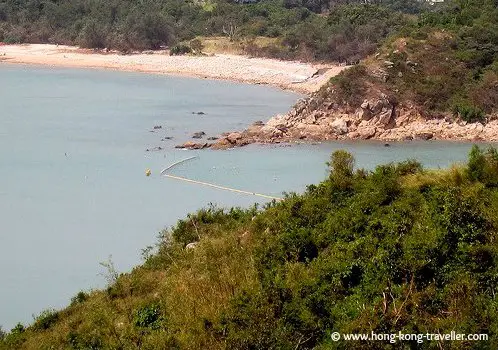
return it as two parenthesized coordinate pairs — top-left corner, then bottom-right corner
(66, 331), (103, 350)
(468, 145), (486, 181)
(329, 65), (369, 106)
(133, 304), (163, 329)
(169, 44), (192, 56)
(70, 291), (89, 306)
(328, 150), (355, 190)
(395, 159), (423, 176)
(467, 145), (498, 186)
(1, 323), (26, 349)
(452, 101), (485, 123)
(33, 309), (59, 331)
(10, 323), (24, 334)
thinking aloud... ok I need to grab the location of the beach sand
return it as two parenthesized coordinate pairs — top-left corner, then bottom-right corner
(0, 44), (347, 94)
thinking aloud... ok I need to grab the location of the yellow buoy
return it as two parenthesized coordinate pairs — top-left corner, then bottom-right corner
(145, 168), (151, 177)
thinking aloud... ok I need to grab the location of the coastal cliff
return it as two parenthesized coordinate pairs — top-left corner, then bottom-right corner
(213, 89), (498, 149)
(211, 25), (497, 148)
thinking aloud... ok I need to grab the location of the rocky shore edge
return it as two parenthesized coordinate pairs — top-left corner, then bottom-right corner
(174, 92), (498, 150)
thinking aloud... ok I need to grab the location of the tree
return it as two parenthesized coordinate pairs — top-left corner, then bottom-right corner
(467, 145), (486, 181)
(328, 150), (355, 189)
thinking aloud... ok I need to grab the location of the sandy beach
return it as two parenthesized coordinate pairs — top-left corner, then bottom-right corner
(0, 44), (347, 94)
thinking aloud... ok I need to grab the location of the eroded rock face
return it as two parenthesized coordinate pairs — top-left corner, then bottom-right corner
(227, 132), (243, 143)
(359, 96), (395, 128)
(358, 108), (372, 121)
(252, 94), (397, 143)
(330, 118), (348, 135)
(208, 91), (498, 149)
(358, 127), (377, 140)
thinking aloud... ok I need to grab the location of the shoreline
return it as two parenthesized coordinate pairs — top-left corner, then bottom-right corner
(176, 94), (498, 150)
(0, 44), (347, 94)
(5, 44), (493, 149)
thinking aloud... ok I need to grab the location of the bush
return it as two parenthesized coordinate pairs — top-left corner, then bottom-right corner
(10, 323), (24, 334)
(328, 150), (355, 190)
(122, 13), (173, 50)
(66, 331), (103, 349)
(0, 323), (26, 349)
(133, 304), (163, 329)
(33, 309), (59, 331)
(452, 101), (485, 123)
(467, 145), (498, 186)
(70, 291), (89, 306)
(78, 20), (107, 49)
(169, 44), (192, 55)
(329, 64), (369, 106)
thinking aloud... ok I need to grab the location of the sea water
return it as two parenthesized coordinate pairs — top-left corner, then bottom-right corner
(0, 64), (484, 330)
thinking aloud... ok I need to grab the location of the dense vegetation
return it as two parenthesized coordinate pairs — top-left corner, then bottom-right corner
(0, 0), (427, 61)
(319, 0), (498, 120)
(3, 146), (498, 349)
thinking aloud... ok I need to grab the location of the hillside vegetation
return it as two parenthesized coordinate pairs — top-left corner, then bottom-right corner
(0, 0), (425, 61)
(2, 145), (498, 349)
(311, 0), (498, 123)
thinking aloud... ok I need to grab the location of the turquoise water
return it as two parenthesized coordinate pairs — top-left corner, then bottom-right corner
(0, 64), (484, 330)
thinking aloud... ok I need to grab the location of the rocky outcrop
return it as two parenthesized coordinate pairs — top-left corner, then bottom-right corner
(211, 131), (251, 150)
(211, 93), (498, 149)
(175, 141), (211, 150)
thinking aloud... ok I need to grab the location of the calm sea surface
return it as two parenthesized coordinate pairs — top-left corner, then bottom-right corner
(0, 64), (486, 330)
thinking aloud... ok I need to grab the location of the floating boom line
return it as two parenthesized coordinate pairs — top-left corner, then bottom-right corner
(162, 174), (283, 201)
(160, 156), (282, 200)
(160, 156), (198, 175)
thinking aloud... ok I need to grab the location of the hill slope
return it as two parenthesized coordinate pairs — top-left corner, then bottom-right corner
(2, 146), (498, 349)
(210, 0), (498, 147)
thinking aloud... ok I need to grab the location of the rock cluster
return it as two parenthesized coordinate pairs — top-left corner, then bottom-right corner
(211, 93), (498, 149)
(211, 131), (251, 150)
(175, 141), (211, 150)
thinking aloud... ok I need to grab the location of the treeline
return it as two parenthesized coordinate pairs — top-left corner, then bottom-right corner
(284, 0), (427, 14)
(0, 0), (430, 61)
(3, 146), (498, 348)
